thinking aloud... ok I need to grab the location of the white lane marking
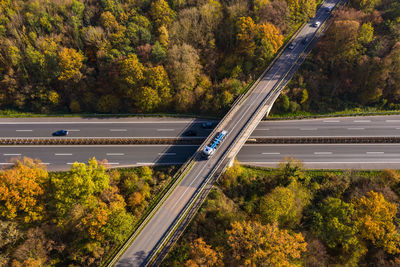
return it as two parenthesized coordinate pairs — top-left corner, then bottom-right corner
(66, 129), (80, 132)
(323, 120), (340, 122)
(348, 127), (365, 130)
(354, 120), (370, 122)
(386, 120), (400, 122)
(0, 163), (13, 165)
(3, 153), (21, 156)
(300, 128), (317, 130)
(366, 152), (384, 154)
(158, 153), (176, 156)
(396, 128), (400, 130)
(106, 153), (125, 156)
(40, 163), (50, 165)
(314, 152), (333, 155)
(157, 129), (175, 131)
(55, 153), (73, 156)
(106, 162), (120, 165)
(262, 152), (281, 155)
(109, 129), (127, 132)
(16, 129), (33, 132)
(136, 162), (154, 165)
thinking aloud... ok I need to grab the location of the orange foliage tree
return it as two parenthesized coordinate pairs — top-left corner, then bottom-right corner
(0, 158), (47, 223)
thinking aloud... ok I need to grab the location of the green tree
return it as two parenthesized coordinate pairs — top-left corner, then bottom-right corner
(312, 197), (366, 264)
(51, 158), (110, 227)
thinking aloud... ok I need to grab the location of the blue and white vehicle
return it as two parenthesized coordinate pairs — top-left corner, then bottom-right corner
(201, 130), (228, 159)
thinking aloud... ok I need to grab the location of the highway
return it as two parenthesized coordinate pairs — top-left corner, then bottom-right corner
(113, 0), (341, 265)
(2, 115), (400, 138)
(1, 144), (400, 170)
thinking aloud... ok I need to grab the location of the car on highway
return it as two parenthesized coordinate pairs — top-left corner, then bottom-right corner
(183, 130), (197, 136)
(312, 21), (321, 27)
(302, 37), (310, 44)
(325, 6), (333, 13)
(288, 42), (296, 50)
(52, 130), (68, 136)
(201, 122), (213, 129)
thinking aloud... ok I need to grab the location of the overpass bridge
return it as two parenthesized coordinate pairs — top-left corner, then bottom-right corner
(112, 0), (342, 265)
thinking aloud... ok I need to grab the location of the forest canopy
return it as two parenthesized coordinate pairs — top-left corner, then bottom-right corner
(0, 0), (316, 115)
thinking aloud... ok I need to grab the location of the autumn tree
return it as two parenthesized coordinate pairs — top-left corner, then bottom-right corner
(227, 220), (307, 266)
(166, 43), (202, 90)
(184, 238), (222, 267)
(353, 191), (400, 254)
(260, 183), (309, 228)
(149, 0), (175, 29)
(58, 47), (84, 81)
(51, 158), (110, 227)
(0, 158), (47, 223)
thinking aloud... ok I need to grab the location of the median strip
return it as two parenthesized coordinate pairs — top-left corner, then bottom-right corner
(3, 136), (400, 146)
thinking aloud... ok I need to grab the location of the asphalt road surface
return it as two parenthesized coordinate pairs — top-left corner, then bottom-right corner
(113, 1), (341, 265)
(1, 144), (400, 170)
(2, 115), (400, 138)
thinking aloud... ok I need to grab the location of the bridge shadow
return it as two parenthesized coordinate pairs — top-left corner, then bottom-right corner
(151, 118), (215, 167)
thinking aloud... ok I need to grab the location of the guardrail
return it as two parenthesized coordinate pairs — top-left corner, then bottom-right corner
(0, 137), (204, 146)
(247, 136), (400, 143)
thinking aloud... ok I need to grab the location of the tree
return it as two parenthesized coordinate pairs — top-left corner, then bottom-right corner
(260, 186), (308, 228)
(237, 16), (257, 57)
(58, 47), (84, 81)
(353, 191), (400, 254)
(145, 65), (172, 107)
(0, 158), (47, 223)
(227, 221), (307, 266)
(149, 0), (175, 29)
(312, 197), (366, 265)
(120, 54), (145, 88)
(166, 43), (202, 90)
(184, 238), (222, 267)
(256, 22), (283, 61)
(134, 86), (161, 112)
(51, 158), (110, 227)
(351, 0), (381, 12)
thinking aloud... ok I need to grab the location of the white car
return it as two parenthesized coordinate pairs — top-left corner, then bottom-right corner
(288, 42), (296, 50)
(312, 21), (321, 27)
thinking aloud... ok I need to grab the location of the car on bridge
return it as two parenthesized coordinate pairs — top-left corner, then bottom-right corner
(201, 130), (227, 159)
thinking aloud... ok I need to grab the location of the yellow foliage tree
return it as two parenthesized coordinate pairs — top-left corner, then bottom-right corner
(185, 238), (222, 267)
(58, 47), (84, 81)
(227, 220), (307, 266)
(353, 191), (400, 254)
(0, 158), (47, 223)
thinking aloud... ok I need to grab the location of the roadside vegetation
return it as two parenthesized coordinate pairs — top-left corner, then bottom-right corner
(272, 0), (400, 117)
(0, 0), (317, 116)
(0, 157), (177, 266)
(163, 160), (400, 266)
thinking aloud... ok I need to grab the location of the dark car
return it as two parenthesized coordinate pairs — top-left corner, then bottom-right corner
(183, 130), (197, 137)
(201, 122), (213, 129)
(52, 130), (68, 136)
(302, 37), (310, 44)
